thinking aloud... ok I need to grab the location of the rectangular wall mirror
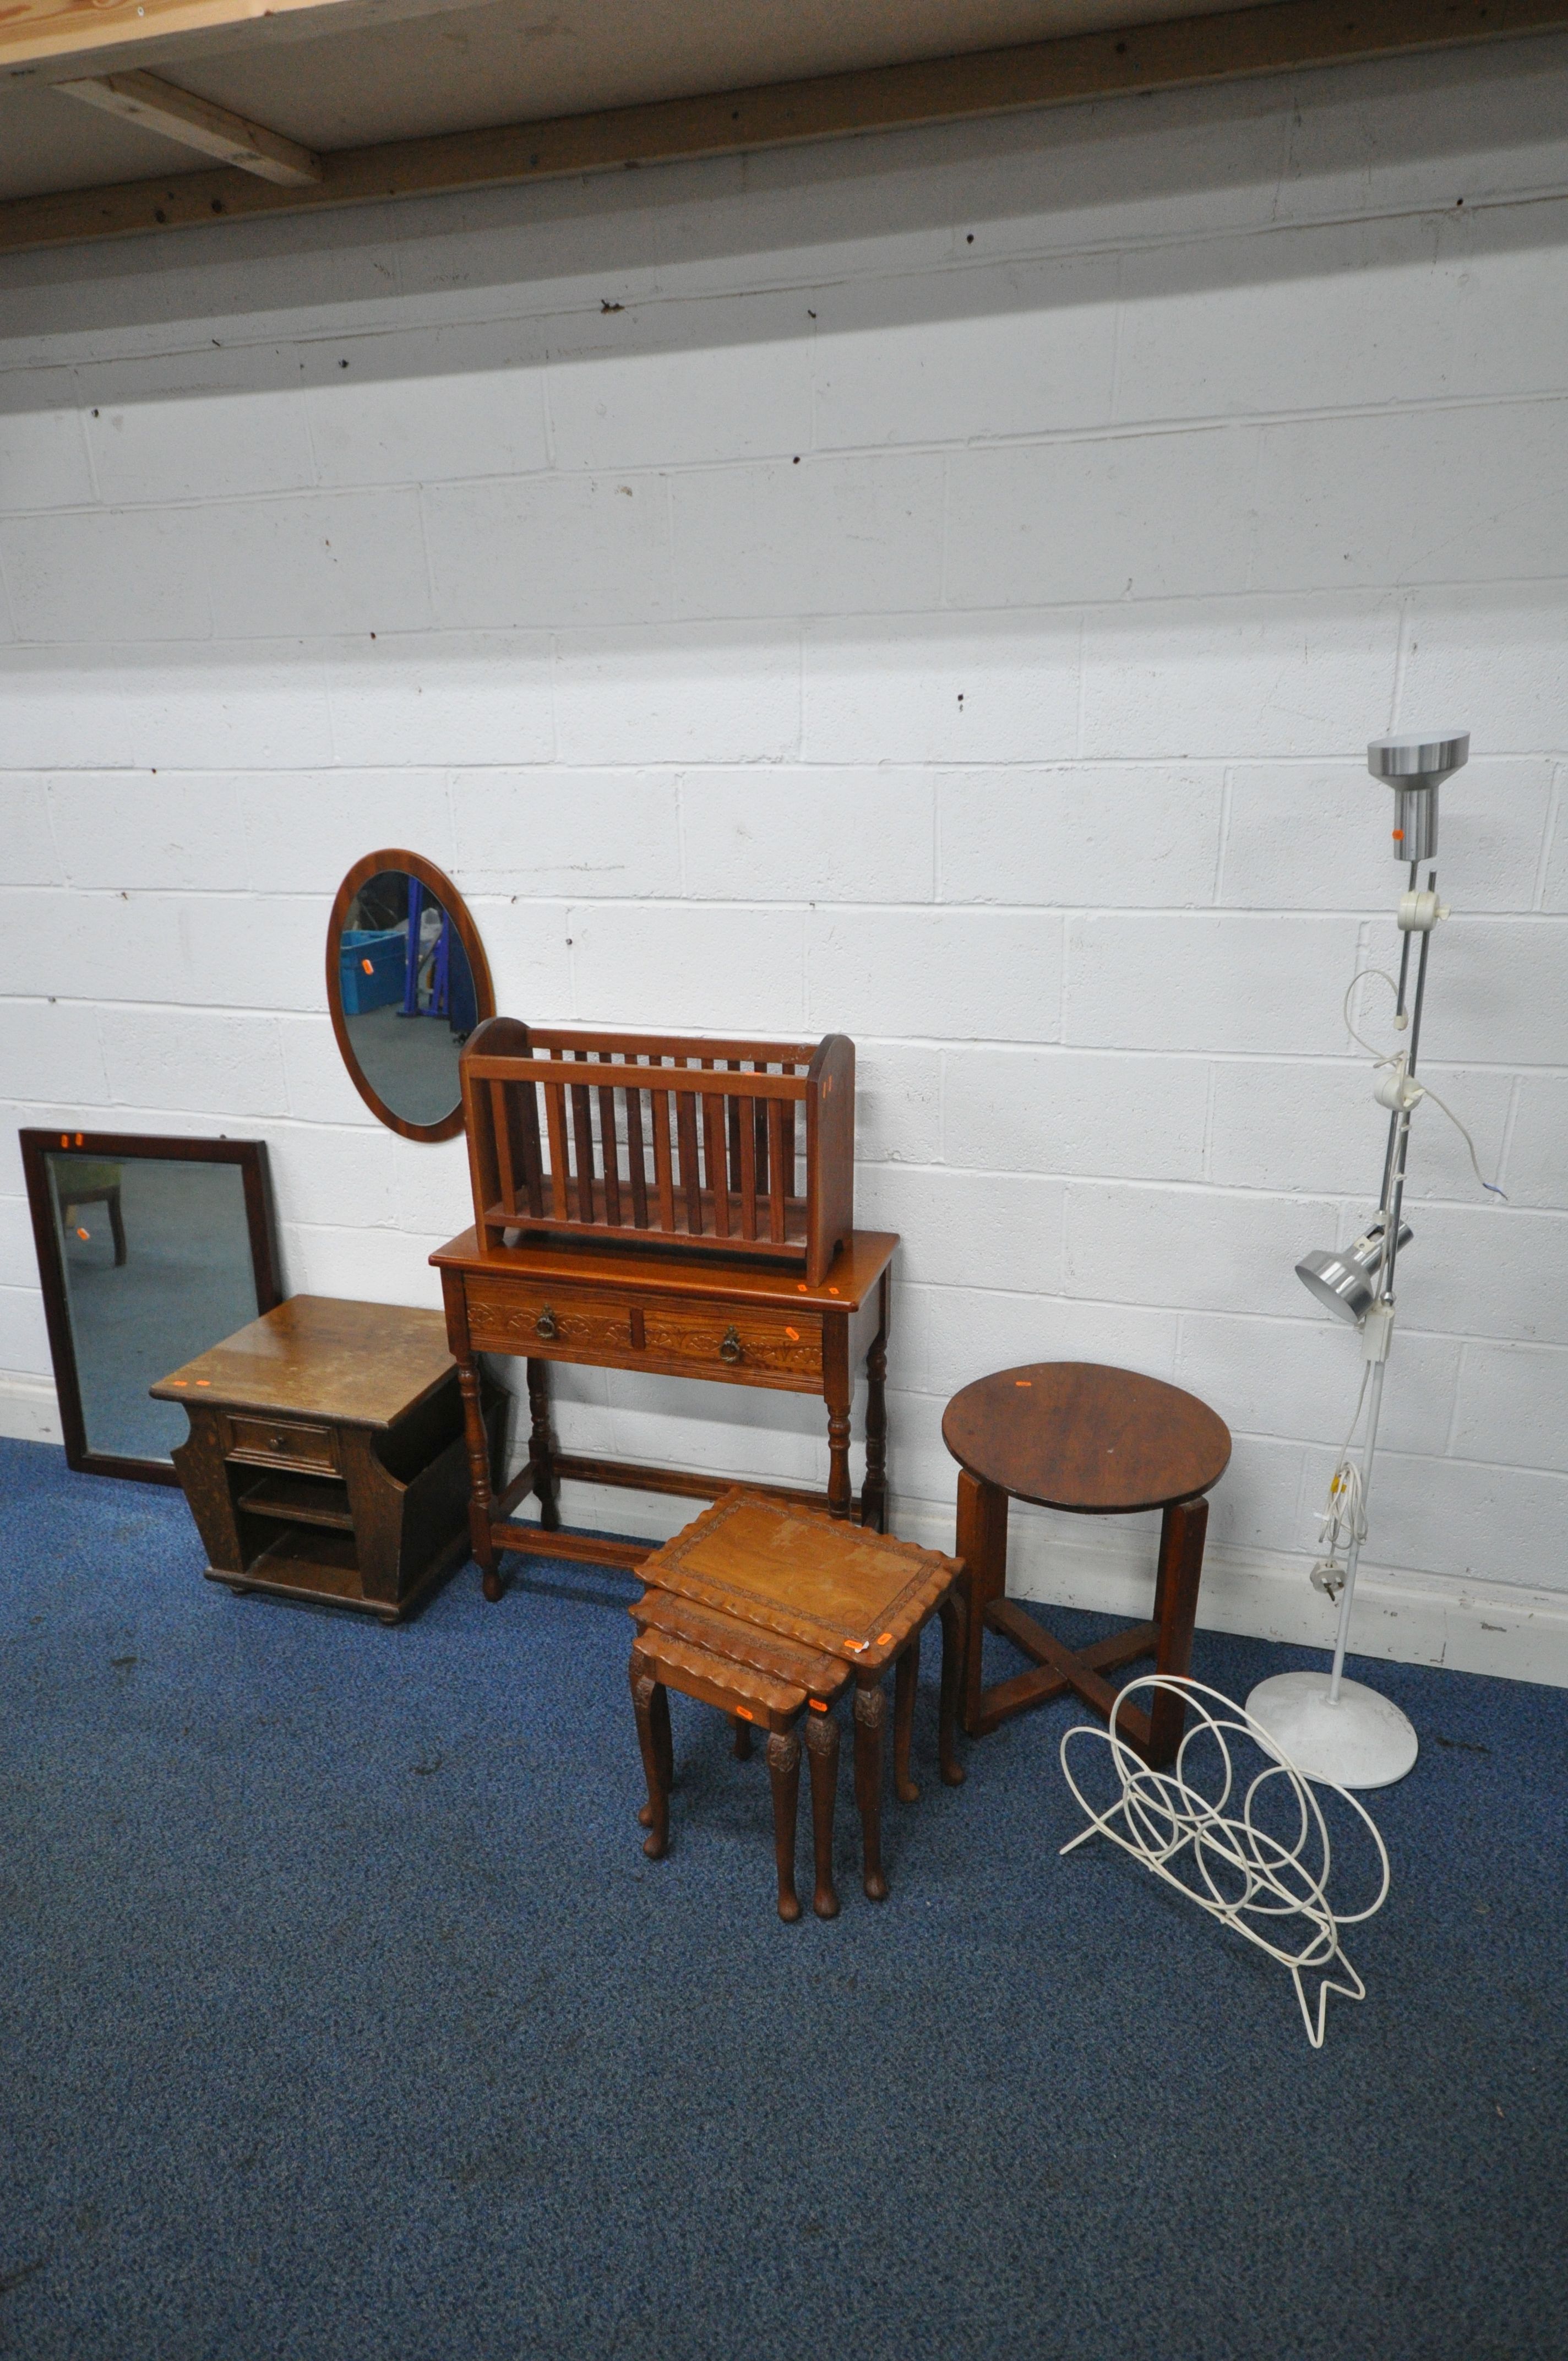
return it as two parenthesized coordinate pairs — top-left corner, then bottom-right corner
(20, 1131), (282, 1484)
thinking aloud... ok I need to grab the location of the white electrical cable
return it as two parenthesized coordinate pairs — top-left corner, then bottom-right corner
(1308, 1365), (1370, 1601)
(1342, 970), (1507, 1199)
(1059, 1675), (1391, 2048)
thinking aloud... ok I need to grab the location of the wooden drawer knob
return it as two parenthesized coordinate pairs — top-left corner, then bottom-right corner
(535, 1305), (559, 1340)
(720, 1325), (742, 1364)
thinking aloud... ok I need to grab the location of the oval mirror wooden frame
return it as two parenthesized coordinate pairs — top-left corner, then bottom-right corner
(326, 848), (495, 1143)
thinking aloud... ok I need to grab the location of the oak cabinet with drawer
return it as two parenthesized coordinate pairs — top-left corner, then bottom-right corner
(151, 1297), (503, 1621)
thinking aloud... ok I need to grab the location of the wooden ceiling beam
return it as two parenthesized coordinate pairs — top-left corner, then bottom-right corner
(56, 70), (323, 184)
(1, 0), (380, 74)
(5, 0), (1567, 258)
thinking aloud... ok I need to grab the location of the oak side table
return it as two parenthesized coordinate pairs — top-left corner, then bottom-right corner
(943, 1362), (1231, 1768)
(151, 1296), (503, 1622)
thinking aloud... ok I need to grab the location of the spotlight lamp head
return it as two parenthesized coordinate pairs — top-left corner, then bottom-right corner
(1366, 728), (1469, 864)
(1296, 1217), (1413, 1325)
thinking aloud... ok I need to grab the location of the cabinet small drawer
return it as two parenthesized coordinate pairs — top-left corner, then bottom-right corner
(642, 1302), (823, 1384)
(224, 1414), (340, 1473)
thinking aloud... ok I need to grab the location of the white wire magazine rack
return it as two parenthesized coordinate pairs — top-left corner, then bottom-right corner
(1059, 1675), (1391, 2048)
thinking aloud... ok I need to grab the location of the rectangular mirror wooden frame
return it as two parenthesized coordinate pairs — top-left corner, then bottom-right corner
(20, 1129), (282, 1486)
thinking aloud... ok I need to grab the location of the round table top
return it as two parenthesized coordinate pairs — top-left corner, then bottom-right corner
(941, 1362), (1231, 1516)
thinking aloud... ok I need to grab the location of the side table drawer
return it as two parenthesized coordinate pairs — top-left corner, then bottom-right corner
(222, 1413), (341, 1474)
(462, 1272), (823, 1386)
(466, 1276), (628, 1360)
(643, 1302), (823, 1384)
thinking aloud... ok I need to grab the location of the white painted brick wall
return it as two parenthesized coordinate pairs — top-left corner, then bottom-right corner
(4, 34), (1568, 1662)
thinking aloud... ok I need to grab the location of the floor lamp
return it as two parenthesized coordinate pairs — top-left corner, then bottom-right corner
(1248, 730), (1488, 1791)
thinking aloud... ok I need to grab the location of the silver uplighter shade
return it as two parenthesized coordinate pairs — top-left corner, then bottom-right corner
(1366, 730), (1469, 864)
(1295, 1217), (1414, 1325)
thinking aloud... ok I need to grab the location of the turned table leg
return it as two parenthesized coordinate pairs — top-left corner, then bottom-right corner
(937, 1593), (966, 1788)
(893, 1634), (920, 1804)
(861, 1272), (890, 1533)
(526, 1357), (560, 1531)
(955, 1468), (1009, 1736)
(825, 1324), (853, 1521)
(854, 1682), (888, 1901)
(630, 1654), (669, 1859)
(1145, 1495), (1210, 1770)
(456, 1354), (502, 1603)
(804, 1709), (840, 1920)
(766, 1729), (802, 1923)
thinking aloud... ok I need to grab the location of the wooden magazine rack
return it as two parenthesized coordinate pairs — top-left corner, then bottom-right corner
(460, 1020), (855, 1287)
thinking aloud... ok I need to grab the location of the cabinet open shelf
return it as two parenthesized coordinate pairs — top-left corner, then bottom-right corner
(237, 1470), (355, 1531)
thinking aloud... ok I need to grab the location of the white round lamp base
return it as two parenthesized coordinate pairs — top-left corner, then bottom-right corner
(1245, 1672), (1419, 1791)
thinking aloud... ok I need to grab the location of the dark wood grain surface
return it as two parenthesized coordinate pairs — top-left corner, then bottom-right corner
(431, 1223), (895, 1311)
(638, 1491), (959, 1671)
(941, 1362), (1231, 1515)
(151, 1295), (458, 1429)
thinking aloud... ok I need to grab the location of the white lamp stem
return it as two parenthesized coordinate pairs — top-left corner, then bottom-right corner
(1327, 1350), (1388, 1704)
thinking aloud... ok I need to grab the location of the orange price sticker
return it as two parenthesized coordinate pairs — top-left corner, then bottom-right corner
(1015, 1379), (1032, 1388)
(877, 1631), (894, 1646)
(737, 1707), (754, 1722)
(361, 957), (375, 975)
(785, 1326), (799, 1340)
(75, 1227), (90, 1241)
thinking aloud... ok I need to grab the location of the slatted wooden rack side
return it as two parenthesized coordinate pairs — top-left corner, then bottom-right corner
(460, 1022), (856, 1282)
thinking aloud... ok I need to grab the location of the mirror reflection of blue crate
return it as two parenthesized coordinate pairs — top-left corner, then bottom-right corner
(340, 926), (407, 1014)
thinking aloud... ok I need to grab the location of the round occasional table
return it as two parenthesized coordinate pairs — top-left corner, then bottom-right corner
(943, 1362), (1231, 1768)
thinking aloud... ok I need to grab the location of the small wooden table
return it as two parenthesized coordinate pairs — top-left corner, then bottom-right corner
(151, 1296), (502, 1621)
(629, 1591), (851, 1922)
(943, 1363), (1231, 1766)
(635, 1491), (965, 1900)
(431, 1226), (897, 1595)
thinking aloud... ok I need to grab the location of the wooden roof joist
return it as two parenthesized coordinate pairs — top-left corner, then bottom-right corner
(4, 0), (1567, 258)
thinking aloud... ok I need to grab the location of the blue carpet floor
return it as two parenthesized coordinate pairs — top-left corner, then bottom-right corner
(2, 1434), (1564, 2360)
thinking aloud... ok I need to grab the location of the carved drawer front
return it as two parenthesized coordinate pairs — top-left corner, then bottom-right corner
(222, 1413), (340, 1474)
(465, 1276), (628, 1362)
(640, 1301), (823, 1384)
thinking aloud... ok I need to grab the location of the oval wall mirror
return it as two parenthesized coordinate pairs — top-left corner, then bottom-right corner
(326, 850), (495, 1142)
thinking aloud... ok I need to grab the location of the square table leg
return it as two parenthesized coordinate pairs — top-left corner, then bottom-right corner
(1144, 1494), (1209, 1769)
(955, 1467), (1009, 1737)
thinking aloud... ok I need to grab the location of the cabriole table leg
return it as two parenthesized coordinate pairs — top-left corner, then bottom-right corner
(805, 1708), (841, 1919)
(631, 1654), (670, 1859)
(854, 1682), (888, 1900)
(893, 1635), (920, 1804)
(766, 1729), (802, 1923)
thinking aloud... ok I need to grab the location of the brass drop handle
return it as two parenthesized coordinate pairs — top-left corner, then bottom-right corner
(719, 1325), (742, 1364)
(536, 1305), (559, 1341)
